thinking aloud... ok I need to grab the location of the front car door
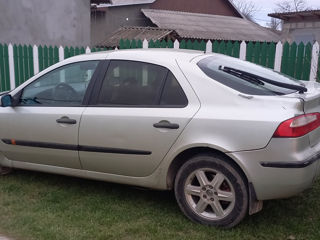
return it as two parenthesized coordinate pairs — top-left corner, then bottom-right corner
(0, 60), (101, 169)
(79, 60), (200, 177)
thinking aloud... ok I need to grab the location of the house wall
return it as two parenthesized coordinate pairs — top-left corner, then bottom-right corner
(281, 20), (320, 44)
(150, 0), (241, 17)
(0, 0), (91, 46)
(91, 4), (154, 45)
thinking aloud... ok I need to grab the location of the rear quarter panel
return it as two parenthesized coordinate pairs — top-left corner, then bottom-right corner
(169, 56), (320, 199)
(173, 60), (304, 151)
(155, 60), (305, 186)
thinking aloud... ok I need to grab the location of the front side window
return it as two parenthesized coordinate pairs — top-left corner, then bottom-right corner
(97, 61), (168, 106)
(20, 61), (99, 106)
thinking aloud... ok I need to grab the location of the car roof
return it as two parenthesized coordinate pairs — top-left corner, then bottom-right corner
(72, 49), (206, 64)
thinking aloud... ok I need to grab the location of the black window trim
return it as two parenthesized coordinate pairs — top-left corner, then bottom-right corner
(82, 60), (110, 105)
(89, 59), (189, 108)
(11, 60), (106, 108)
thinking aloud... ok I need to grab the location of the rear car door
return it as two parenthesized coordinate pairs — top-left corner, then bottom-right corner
(79, 60), (200, 177)
(0, 60), (101, 169)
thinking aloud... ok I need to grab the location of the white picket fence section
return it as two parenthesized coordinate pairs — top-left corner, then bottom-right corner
(3, 39), (320, 90)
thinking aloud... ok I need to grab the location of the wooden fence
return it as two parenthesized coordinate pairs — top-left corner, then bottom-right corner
(0, 40), (319, 91)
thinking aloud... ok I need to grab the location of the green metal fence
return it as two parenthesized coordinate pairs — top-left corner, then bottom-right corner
(246, 42), (276, 69)
(281, 42), (312, 81)
(212, 40), (240, 58)
(0, 40), (319, 90)
(13, 45), (34, 87)
(38, 45), (59, 72)
(64, 46), (85, 60)
(119, 39), (143, 49)
(0, 44), (10, 91)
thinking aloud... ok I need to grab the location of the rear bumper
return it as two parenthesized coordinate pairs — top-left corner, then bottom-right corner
(260, 151), (320, 168)
(229, 135), (320, 200)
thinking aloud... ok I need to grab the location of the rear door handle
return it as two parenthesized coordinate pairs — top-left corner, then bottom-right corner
(56, 116), (77, 124)
(153, 120), (179, 129)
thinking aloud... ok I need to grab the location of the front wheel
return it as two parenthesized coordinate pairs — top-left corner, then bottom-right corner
(174, 154), (248, 228)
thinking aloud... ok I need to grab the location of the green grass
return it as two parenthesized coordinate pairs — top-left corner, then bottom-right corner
(0, 170), (319, 240)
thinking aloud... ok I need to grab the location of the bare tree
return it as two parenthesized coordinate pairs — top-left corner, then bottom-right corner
(267, 0), (309, 30)
(230, 0), (259, 22)
(267, 18), (281, 31)
(275, 0), (308, 12)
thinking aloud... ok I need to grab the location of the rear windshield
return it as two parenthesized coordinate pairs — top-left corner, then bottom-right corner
(197, 55), (303, 96)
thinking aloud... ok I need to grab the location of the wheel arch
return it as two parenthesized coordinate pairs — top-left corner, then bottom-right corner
(166, 147), (249, 189)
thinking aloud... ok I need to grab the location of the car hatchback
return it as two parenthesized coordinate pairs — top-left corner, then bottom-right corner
(0, 49), (320, 228)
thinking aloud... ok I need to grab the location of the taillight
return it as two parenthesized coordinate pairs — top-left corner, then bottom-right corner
(273, 113), (320, 138)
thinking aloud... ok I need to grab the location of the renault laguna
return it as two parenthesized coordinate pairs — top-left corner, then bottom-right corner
(0, 49), (320, 227)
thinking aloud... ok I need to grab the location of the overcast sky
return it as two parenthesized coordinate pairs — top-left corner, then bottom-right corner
(252, 0), (320, 26)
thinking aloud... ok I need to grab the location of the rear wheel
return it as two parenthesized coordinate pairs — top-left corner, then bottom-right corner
(174, 154), (248, 228)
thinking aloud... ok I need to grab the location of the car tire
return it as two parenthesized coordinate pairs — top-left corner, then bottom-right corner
(174, 153), (248, 228)
(0, 166), (12, 175)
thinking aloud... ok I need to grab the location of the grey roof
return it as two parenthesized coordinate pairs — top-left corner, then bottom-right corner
(269, 9), (320, 20)
(98, 26), (174, 47)
(95, 0), (155, 8)
(111, 0), (155, 5)
(142, 9), (280, 42)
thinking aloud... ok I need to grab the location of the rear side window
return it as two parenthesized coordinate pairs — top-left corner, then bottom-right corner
(97, 61), (167, 106)
(198, 56), (302, 96)
(160, 72), (188, 106)
(97, 60), (188, 107)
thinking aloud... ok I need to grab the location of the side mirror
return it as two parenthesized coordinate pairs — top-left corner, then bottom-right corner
(1, 94), (13, 107)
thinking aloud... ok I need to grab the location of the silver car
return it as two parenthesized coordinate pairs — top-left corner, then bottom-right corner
(0, 49), (320, 228)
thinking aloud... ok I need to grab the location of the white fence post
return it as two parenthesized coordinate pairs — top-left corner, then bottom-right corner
(58, 46), (65, 82)
(206, 40), (212, 53)
(173, 40), (180, 49)
(309, 41), (319, 82)
(85, 46), (91, 54)
(274, 41), (283, 72)
(239, 41), (246, 60)
(8, 43), (15, 90)
(33, 45), (39, 75)
(143, 39), (148, 49)
(59, 46), (64, 62)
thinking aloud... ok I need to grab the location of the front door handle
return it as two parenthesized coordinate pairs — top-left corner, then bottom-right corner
(153, 120), (179, 129)
(56, 116), (77, 124)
